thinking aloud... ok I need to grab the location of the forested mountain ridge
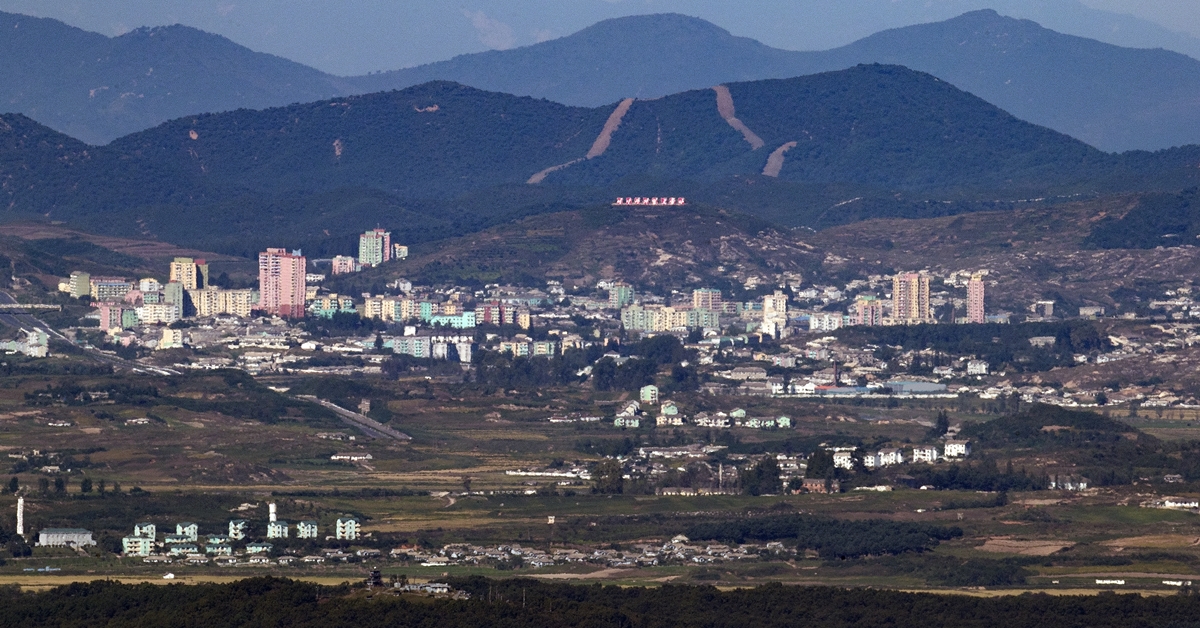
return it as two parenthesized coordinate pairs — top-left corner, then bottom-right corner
(1, 66), (1198, 254)
(5, 9), (1200, 151)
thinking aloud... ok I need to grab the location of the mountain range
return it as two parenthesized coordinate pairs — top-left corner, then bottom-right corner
(3, 10), (1200, 151)
(2, 65), (1198, 255)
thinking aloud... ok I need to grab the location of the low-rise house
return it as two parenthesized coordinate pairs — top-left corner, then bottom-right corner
(163, 534), (193, 544)
(176, 522), (198, 542)
(878, 448), (904, 466)
(168, 543), (199, 556)
(800, 478), (840, 494)
(267, 521), (289, 539)
(206, 544), (233, 556)
(229, 519), (249, 540)
(122, 535), (154, 556)
(133, 522), (156, 539)
(207, 534), (230, 545)
(911, 446), (940, 464)
(336, 517), (360, 541)
(614, 417), (640, 428)
(833, 451), (854, 470)
(246, 542), (273, 554)
(966, 360), (989, 375)
(862, 451), (882, 469)
(297, 521), (319, 539)
(944, 440), (972, 458)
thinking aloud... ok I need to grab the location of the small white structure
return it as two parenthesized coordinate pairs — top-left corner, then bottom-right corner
(16, 496), (24, 536)
(911, 446), (940, 464)
(38, 528), (96, 547)
(267, 521), (289, 539)
(336, 517), (360, 541)
(944, 440), (971, 458)
(966, 360), (989, 376)
(269, 502), (277, 523)
(297, 521), (319, 539)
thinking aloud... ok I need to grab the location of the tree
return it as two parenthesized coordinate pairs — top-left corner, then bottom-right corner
(927, 411), (951, 439)
(593, 459), (625, 494)
(742, 457), (782, 496)
(6, 477), (15, 494)
(96, 479), (106, 496)
(79, 478), (92, 494)
(53, 477), (65, 495)
(37, 478), (49, 496)
(1095, 391), (1108, 406)
(806, 449), (834, 479)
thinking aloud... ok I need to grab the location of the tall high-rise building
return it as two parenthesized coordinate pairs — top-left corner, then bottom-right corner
(692, 288), (722, 311)
(169, 257), (208, 290)
(892, 272), (931, 323)
(358, 229), (391, 267)
(966, 273), (986, 324)
(609, 282), (635, 309)
(258, 248), (307, 318)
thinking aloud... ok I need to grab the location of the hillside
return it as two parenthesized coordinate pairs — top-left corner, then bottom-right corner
(2, 66), (1199, 254)
(0, 11), (349, 144)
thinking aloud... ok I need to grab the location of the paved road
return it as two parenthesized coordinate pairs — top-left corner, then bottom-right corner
(295, 395), (411, 440)
(0, 291), (178, 375)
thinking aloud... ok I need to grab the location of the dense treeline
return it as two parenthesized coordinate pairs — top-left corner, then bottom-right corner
(7, 577), (1200, 627)
(1085, 188), (1200, 250)
(838, 321), (1109, 373)
(684, 514), (962, 559)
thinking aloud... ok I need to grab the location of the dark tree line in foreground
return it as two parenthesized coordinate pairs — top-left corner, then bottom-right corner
(3, 577), (1200, 627)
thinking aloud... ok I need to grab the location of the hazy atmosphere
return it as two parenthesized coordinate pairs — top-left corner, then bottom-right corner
(2, 0), (1199, 74)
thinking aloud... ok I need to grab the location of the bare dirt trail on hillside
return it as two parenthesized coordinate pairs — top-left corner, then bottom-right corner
(528, 97), (635, 184)
(762, 141), (798, 177)
(713, 85), (764, 150)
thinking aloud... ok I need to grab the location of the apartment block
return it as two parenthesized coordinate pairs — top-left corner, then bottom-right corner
(892, 272), (931, 323)
(331, 255), (358, 275)
(258, 248), (307, 318)
(966, 272), (986, 324)
(358, 229), (391, 267)
(169, 257), (208, 290)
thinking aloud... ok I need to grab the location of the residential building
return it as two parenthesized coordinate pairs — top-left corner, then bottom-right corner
(267, 521), (289, 539)
(133, 522), (156, 539)
(189, 288), (255, 318)
(966, 360), (989, 376)
(90, 277), (133, 301)
(428, 311), (477, 329)
(966, 273), (986, 324)
(944, 440), (972, 458)
(692, 288), (722, 311)
(853, 295), (884, 326)
(67, 272), (91, 298)
(228, 519), (249, 540)
(640, 385), (659, 404)
(833, 451), (854, 470)
(358, 229), (392, 267)
(800, 478), (840, 494)
(169, 257), (208, 290)
(38, 528), (96, 547)
(809, 312), (843, 332)
(246, 542), (273, 554)
(614, 416), (640, 428)
(297, 521), (319, 539)
(392, 244), (409, 260)
(878, 448), (904, 466)
(95, 303), (134, 331)
(176, 523), (198, 541)
(331, 255), (358, 275)
(122, 535), (154, 556)
(158, 328), (184, 350)
(336, 517), (360, 540)
(498, 339), (531, 356)
(892, 272), (931, 323)
(911, 446), (940, 464)
(258, 248), (307, 318)
(136, 302), (180, 325)
(168, 543), (199, 556)
(762, 290), (789, 338)
(206, 544), (233, 555)
(609, 282), (635, 309)
(310, 293), (356, 318)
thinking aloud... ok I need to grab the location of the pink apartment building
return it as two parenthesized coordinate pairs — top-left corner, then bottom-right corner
(259, 248), (307, 318)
